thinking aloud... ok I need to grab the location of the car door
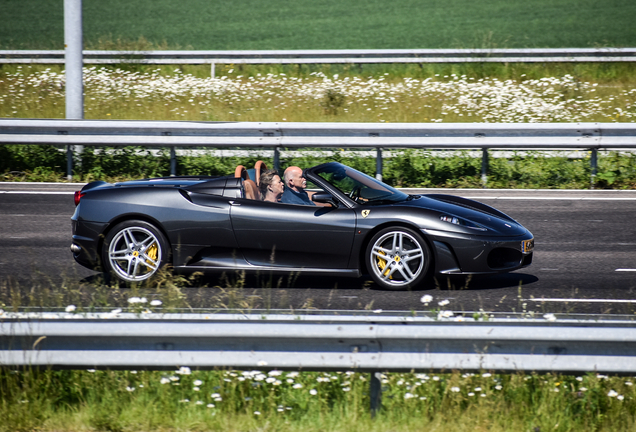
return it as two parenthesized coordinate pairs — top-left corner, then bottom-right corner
(229, 199), (356, 269)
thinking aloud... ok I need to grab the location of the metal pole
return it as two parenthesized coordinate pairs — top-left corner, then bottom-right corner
(375, 148), (383, 181)
(370, 371), (382, 417)
(170, 146), (176, 176)
(481, 148), (489, 189)
(211, 62), (215, 78)
(590, 148), (598, 189)
(64, 0), (83, 180)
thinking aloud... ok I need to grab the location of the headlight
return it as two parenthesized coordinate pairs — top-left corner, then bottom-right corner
(440, 215), (487, 231)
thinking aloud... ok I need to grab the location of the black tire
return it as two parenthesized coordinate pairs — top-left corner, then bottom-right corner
(102, 220), (170, 285)
(365, 226), (431, 290)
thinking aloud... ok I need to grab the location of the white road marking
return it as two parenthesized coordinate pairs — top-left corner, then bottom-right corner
(526, 298), (636, 304)
(616, 269), (636, 272)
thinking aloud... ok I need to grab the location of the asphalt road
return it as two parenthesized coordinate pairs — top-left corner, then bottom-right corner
(2, 183), (636, 316)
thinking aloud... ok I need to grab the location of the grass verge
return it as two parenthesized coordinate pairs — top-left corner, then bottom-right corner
(1, 367), (635, 432)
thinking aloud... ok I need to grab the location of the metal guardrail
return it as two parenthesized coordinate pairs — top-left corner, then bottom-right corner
(2, 311), (636, 372)
(1, 119), (635, 185)
(1, 48), (636, 66)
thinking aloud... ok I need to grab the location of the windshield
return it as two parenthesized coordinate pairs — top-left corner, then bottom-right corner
(314, 163), (409, 205)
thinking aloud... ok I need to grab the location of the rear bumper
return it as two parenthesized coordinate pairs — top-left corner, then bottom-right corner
(71, 218), (106, 271)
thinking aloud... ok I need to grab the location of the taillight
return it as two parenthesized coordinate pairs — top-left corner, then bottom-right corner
(74, 191), (86, 206)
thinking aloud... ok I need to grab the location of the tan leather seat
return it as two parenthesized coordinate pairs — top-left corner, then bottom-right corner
(235, 165), (261, 200)
(254, 160), (268, 186)
(244, 179), (260, 200)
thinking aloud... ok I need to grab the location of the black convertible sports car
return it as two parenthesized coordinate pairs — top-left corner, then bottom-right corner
(71, 161), (533, 290)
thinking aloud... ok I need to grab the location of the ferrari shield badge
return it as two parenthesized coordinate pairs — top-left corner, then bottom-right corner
(361, 210), (370, 218)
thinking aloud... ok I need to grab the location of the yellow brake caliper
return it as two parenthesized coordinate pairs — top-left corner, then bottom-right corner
(145, 242), (158, 265)
(377, 251), (393, 279)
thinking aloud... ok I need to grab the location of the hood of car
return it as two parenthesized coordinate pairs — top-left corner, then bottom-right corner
(392, 194), (528, 236)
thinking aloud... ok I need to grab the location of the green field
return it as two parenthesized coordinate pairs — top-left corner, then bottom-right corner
(1, 0), (636, 50)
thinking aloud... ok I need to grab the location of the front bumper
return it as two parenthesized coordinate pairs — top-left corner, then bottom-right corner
(425, 228), (534, 275)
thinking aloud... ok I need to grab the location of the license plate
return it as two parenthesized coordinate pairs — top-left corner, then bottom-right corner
(522, 239), (534, 253)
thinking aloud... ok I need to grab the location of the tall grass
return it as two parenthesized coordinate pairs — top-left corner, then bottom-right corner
(2, 64), (635, 124)
(1, 366), (635, 431)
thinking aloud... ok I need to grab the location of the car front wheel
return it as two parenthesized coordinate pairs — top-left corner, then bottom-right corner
(366, 227), (431, 290)
(102, 220), (170, 284)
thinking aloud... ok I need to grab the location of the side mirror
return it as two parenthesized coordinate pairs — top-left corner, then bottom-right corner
(312, 192), (337, 206)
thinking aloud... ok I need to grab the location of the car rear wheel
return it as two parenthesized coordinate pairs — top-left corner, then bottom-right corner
(366, 227), (430, 290)
(102, 220), (170, 284)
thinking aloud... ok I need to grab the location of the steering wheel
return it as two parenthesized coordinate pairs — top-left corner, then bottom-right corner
(348, 186), (361, 202)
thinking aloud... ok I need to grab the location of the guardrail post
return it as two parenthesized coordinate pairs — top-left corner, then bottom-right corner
(273, 147), (281, 173)
(590, 148), (598, 189)
(170, 146), (177, 176)
(481, 148), (489, 188)
(66, 145), (73, 180)
(370, 371), (382, 417)
(375, 148), (383, 181)
(211, 62), (215, 78)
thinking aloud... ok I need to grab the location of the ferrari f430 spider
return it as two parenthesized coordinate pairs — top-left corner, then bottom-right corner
(71, 162), (533, 290)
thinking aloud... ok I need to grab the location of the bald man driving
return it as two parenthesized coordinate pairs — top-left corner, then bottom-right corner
(280, 166), (316, 206)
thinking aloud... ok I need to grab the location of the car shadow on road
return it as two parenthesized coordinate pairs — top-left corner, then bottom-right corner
(434, 272), (539, 291)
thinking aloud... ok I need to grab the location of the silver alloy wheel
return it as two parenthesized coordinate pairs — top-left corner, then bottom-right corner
(369, 230), (425, 288)
(107, 226), (162, 282)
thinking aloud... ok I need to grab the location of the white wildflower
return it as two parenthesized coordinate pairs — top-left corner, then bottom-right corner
(438, 310), (454, 319)
(421, 294), (433, 304)
(127, 297), (147, 304)
(65, 305), (76, 312)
